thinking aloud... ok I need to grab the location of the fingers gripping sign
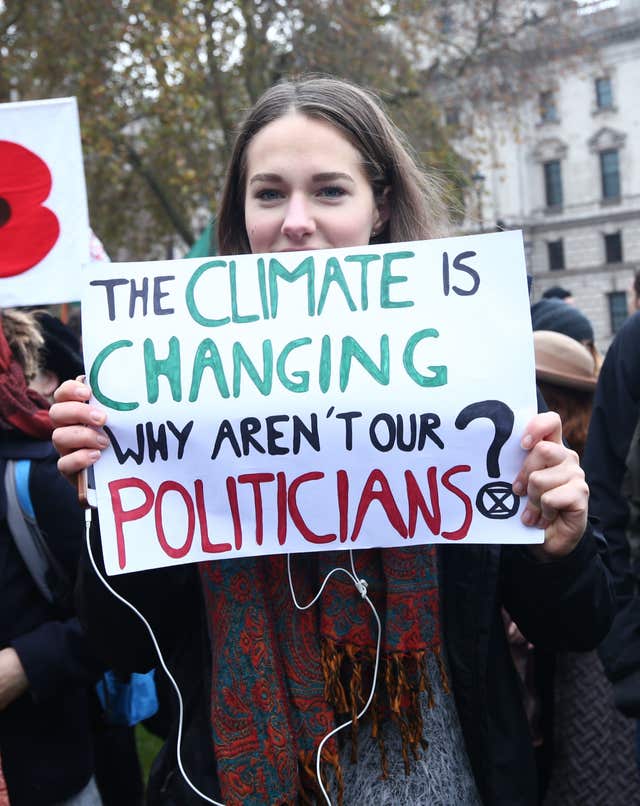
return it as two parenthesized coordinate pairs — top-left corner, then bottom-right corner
(51, 378), (109, 479)
(512, 412), (588, 560)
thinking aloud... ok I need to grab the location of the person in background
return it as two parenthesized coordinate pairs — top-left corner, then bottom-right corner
(583, 311), (640, 771)
(531, 331), (640, 806)
(531, 296), (602, 373)
(0, 308), (102, 806)
(30, 311), (145, 806)
(629, 270), (640, 315)
(620, 276), (640, 610)
(535, 331), (598, 459)
(65, 308), (83, 349)
(541, 286), (574, 305)
(29, 312), (85, 403)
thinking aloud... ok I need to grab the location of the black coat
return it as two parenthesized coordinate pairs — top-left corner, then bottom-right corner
(77, 509), (613, 805)
(583, 311), (640, 714)
(0, 432), (102, 806)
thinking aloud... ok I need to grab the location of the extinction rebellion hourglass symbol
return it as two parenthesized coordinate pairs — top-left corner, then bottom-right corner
(0, 140), (60, 278)
(455, 400), (521, 520)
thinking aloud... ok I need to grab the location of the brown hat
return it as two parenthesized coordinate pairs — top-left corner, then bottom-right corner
(534, 330), (598, 391)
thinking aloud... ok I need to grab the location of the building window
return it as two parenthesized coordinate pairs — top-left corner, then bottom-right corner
(444, 106), (461, 127)
(600, 149), (621, 199)
(595, 77), (613, 109)
(547, 239), (565, 270)
(543, 160), (563, 208)
(604, 231), (623, 263)
(608, 291), (628, 333)
(439, 12), (454, 33)
(539, 91), (558, 122)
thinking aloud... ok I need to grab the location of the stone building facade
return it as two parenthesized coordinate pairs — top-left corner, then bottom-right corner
(445, 0), (640, 351)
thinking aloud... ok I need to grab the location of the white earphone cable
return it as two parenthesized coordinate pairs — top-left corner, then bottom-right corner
(86, 505), (381, 806)
(287, 550), (382, 806)
(84, 508), (223, 806)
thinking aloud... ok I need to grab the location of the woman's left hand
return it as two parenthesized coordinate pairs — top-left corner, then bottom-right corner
(512, 411), (588, 561)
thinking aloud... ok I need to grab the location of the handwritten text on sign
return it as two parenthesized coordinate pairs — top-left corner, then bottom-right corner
(81, 230), (539, 575)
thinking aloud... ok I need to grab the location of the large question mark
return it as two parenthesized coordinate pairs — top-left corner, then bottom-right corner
(455, 400), (520, 519)
(455, 400), (514, 478)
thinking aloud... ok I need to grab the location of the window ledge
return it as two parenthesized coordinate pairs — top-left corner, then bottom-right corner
(592, 105), (618, 116)
(536, 118), (561, 128)
(601, 196), (621, 206)
(544, 205), (564, 215)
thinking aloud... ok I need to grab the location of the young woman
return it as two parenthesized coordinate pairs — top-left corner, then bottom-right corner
(50, 77), (613, 806)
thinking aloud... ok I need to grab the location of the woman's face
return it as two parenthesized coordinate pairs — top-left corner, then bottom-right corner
(244, 113), (388, 255)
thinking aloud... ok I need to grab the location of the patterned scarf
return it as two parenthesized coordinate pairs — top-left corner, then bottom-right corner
(199, 545), (446, 805)
(0, 317), (52, 439)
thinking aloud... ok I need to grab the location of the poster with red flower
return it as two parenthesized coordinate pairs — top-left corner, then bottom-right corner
(0, 97), (89, 305)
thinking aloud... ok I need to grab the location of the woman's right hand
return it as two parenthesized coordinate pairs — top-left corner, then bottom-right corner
(50, 379), (109, 480)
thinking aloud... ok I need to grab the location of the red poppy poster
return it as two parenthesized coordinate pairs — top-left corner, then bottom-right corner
(0, 97), (89, 305)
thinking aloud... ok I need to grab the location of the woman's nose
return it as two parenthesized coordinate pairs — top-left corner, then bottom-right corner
(281, 194), (316, 240)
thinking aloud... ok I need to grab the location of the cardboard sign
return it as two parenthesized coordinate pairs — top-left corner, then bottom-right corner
(81, 230), (540, 575)
(0, 97), (89, 305)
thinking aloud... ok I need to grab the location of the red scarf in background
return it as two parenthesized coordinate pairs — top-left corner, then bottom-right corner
(200, 545), (447, 806)
(0, 316), (53, 439)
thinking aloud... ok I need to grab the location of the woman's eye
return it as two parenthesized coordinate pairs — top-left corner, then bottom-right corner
(317, 186), (347, 198)
(255, 189), (282, 201)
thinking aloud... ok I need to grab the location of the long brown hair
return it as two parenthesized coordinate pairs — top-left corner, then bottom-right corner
(217, 76), (450, 255)
(1, 308), (43, 382)
(538, 381), (594, 458)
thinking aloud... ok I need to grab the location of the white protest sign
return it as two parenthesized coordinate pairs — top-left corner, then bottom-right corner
(0, 97), (89, 305)
(81, 230), (539, 576)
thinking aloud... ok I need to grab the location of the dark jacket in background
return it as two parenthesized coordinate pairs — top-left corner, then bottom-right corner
(0, 432), (102, 806)
(584, 311), (640, 714)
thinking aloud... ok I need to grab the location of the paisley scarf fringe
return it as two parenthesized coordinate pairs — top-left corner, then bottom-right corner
(202, 550), (443, 805)
(297, 637), (450, 802)
(298, 747), (344, 806)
